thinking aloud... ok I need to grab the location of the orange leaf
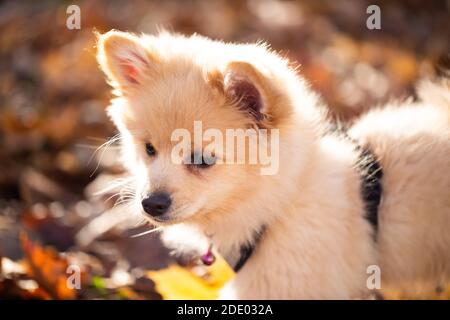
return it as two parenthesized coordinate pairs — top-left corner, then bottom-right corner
(20, 232), (78, 299)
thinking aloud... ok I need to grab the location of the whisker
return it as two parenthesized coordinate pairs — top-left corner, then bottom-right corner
(75, 144), (122, 150)
(88, 133), (123, 177)
(93, 176), (135, 196)
(130, 227), (162, 238)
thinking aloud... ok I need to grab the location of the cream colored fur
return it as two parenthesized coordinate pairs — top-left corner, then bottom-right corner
(97, 30), (450, 299)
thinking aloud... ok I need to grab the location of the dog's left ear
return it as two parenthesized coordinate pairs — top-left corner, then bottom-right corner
(97, 30), (157, 93)
(220, 61), (277, 126)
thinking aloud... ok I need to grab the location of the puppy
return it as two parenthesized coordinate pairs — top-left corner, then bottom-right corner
(96, 30), (450, 299)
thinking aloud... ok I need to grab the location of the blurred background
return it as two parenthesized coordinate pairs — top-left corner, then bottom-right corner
(0, 0), (449, 299)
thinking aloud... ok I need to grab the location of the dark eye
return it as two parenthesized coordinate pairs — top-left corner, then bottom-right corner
(145, 143), (156, 156)
(190, 152), (216, 169)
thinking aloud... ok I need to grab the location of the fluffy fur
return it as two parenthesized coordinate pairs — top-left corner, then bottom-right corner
(97, 30), (450, 299)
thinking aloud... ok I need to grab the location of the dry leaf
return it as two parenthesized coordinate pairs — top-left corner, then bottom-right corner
(147, 254), (234, 300)
(20, 233), (79, 299)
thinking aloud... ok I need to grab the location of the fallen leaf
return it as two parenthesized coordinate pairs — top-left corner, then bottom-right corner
(147, 254), (234, 300)
(20, 232), (81, 299)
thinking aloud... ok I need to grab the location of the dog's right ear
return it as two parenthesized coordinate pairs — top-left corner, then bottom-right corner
(96, 30), (158, 93)
(214, 61), (280, 127)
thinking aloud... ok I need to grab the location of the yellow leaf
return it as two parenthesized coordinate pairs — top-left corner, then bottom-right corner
(147, 255), (234, 300)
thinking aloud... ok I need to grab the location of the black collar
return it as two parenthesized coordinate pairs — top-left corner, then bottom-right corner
(233, 225), (266, 272)
(325, 124), (383, 239)
(354, 144), (383, 239)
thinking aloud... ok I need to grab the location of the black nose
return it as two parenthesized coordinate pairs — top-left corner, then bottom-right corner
(141, 192), (172, 217)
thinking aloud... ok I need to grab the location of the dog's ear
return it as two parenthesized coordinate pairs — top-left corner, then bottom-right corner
(221, 61), (277, 126)
(97, 31), (157, 92)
